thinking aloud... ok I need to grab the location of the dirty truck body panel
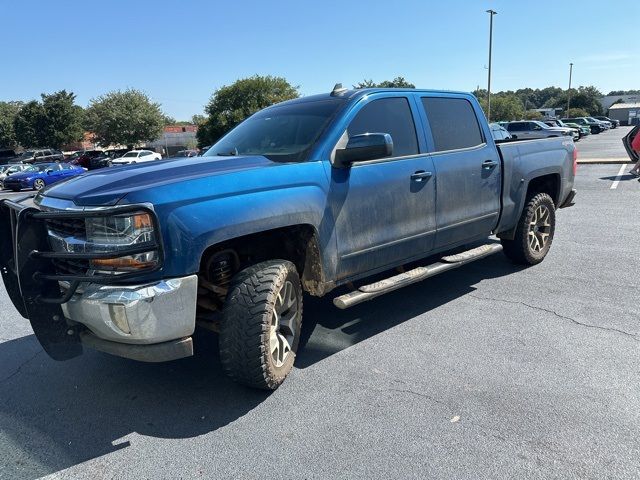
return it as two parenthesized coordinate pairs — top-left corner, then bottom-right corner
(0, 88), (576, 363)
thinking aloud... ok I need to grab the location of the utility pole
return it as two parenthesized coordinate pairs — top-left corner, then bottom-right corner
(567, 63), (574, 116)
(486, 9), (497, 121)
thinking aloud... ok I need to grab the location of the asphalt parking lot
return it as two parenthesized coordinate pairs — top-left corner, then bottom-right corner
(0, 132), (639, 479)
(576, 125), (634, 162)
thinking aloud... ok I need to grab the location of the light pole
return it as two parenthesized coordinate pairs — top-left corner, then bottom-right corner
(486, 9), (497, 122)
(566, 63), (574, 116)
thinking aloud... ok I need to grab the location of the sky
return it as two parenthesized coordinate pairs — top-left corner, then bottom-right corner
(1, 0), (638, 119)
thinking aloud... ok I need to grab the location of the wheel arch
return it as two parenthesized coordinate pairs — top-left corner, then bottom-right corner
(199, 224), (331, 297)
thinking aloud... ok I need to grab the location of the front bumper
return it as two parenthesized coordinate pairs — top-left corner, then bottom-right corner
(3, 180), (28, 190)
(0, 195), (197, 362)
(62, 275), (197, 345)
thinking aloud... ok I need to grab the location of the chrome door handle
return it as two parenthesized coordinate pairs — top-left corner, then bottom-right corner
(482, 160), (498, 169)
(411, 171), (433, 182)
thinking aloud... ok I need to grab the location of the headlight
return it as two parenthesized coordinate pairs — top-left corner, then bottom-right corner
(47, 210), (160, 273)
(85, 212), (159, 271)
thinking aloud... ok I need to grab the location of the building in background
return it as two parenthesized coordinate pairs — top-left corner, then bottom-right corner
(534, 107), (563, 119)
(145, 125), (198, 156)
(600, 94), (640, 111)
(607, 103), (640, 126)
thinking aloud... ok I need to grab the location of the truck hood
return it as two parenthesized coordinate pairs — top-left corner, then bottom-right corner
(623, 126), (639, 162)
(42, 155), (279, 206)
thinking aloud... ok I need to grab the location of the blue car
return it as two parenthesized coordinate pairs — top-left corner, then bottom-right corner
(2, 162), (85, 191)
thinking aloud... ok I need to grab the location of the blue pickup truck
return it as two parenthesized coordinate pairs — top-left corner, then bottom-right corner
(0, 86), (577, 390)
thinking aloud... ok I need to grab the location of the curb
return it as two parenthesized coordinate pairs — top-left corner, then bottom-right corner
(578, 158), (632, 164)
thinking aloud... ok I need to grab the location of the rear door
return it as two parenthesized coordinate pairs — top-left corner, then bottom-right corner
(331, 94), (437, 279)
(418, 95), (501, 248)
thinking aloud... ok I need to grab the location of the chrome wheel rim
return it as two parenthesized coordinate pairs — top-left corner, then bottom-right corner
(269, 280), (298, 367)
(34, 179), (45, 190)
(528, 205), (551, 253)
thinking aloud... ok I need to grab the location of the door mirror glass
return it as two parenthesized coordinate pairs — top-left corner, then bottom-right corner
(335, 133), (393, 167)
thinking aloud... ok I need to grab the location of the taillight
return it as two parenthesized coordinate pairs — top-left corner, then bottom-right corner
(573, 148), (578, 175)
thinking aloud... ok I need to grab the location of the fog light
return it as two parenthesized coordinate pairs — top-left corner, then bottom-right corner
(108, 304), (130, 334)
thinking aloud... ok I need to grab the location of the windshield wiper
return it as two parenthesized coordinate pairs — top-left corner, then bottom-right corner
(215, 147), (238, 156)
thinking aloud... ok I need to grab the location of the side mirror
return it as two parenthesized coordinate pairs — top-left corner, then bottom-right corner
(46, 169), (53, 174)
(334, 133), (393, 167)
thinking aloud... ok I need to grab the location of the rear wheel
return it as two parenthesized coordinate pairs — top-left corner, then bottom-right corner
(501, 193), (556, 265)
(33, 179), (45, 190)
(219, 260), (303, 390)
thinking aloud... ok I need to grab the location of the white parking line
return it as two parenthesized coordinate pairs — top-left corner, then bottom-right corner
(610, 164), (628, 190)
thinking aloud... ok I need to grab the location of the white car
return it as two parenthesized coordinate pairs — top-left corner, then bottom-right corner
(111, 150), (162, 165)
(0, 164), (30, 188)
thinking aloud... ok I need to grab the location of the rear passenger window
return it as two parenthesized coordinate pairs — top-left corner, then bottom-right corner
(348, 97), (418, 157)
(421, 97), (484, 152)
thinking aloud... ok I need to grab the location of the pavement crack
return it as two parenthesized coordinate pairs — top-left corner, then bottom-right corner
(0, 349), (43, 384)
(469, 294), (638, 341)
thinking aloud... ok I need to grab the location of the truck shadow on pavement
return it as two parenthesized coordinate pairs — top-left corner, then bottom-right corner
(0, 254), (522, 479)
(599, 173), (637, 182)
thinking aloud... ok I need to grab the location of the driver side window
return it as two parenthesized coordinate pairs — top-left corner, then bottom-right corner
(347, 97), (419, 158)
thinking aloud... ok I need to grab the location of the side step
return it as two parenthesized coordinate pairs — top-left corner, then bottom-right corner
(333, 243), (503, 309)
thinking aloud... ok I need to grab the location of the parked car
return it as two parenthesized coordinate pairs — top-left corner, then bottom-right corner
(69, 150), (111, 170)
(14, 149), (65, 164)
(0, 149), (18, 165)
(0, 86), (577, 391)
(2, 162), (84, 191)
(542, 119), (581, 140)
(104, 148), (130, 159)
(489, 123), (511, 141)
(198, 145), (212, 156)
(506, 121), (575, 140)
(594, 116), (619, 128)
(587, 116), (610, 130)
(562, 117), (603, 134)
(563, 122), (590, 138)
(169, 149), (199, 158)
(0, 163), (30, 188)
(111, 149), (162, 165)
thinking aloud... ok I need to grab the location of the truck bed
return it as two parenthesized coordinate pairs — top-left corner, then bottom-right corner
(495, 137), (576, 236)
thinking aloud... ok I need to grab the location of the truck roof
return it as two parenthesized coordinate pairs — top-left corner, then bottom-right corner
(276, 88), (475, 108)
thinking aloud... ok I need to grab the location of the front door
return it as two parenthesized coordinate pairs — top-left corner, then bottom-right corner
(329, 95), (437, 280)
(418, 96), (501, 248)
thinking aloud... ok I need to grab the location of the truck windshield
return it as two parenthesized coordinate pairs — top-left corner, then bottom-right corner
(205, 99), (343, 162)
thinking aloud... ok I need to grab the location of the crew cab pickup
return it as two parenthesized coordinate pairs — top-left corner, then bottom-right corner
(0, 86), (577, 390)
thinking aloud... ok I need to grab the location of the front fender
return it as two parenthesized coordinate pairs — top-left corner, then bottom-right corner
(121, 161), (337, 280)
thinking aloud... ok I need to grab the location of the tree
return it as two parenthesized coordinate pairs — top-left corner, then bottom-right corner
(476, 94), (524, 121)
(11, 92), (84, 149)
(197, 75), (299, 146)
(565, 108), (589, 118)
(354, 77), (415, 89)
(0, 101), (22, 148)
(14, 100), (45, 147)
(191, 114), (207, 126)
(40, 90), (85, 149)
(162, 114), (177, 125)
(86, 89), (165, 148)
(607, 90), (640, 96)
(543, 86), (603, 116)
(523, 110), (544, 120)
